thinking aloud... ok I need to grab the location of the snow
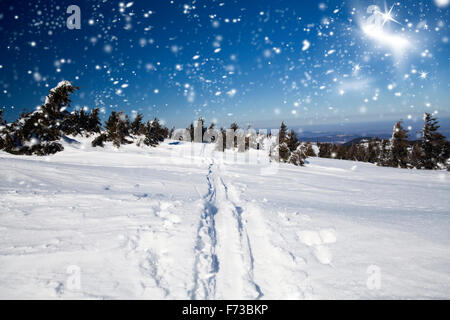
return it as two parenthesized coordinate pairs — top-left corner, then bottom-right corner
(0, 137), (449, 299)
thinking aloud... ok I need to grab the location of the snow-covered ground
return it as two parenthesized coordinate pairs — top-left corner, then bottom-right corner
(0, 137), (449, 299)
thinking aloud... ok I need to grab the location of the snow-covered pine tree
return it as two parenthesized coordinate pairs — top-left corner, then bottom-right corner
(367, 138), (380, 163)
(346, 143), (358, 160)
(62, 108), (92, 136)
(335, 144), (347, 159)
(87, 108), (102, 134)
(421, 113), (449, 170)
(377, 139), (390, 166)
(105, 111), (132, 147)
(287, 129), (300, 152)
(2, 81), (78, 155)
(91, 133), (108, 147)
(288, 145), (306, 166)
(144, 118), (169, 147)
(278, 122), (290, 162)
(317, 143), (332, 158)
(356, 142), (368, 162)
(389, 121), (409, 168)
(168, 126), (175, 139)
(130, 112), (145, 136)
(409, 142), (423, 169)
(303, 141), (316, 157)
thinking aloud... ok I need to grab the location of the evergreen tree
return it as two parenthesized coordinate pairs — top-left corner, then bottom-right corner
(2, 81), (78, 155)
(389, 121), (409, 168)
(91, 133), (108, 147)
(105, 111), (132, 147)
(87, 108), (102, 134)
(288, 146), (306, 166)
(303, 141), (316, 157)
(168, 126), (175, 139)
(367, 138), (380, 164)
(421, 113), (448, 169)
(335, 144), (347, 159)
(287, 129), (300, 152)
(378, 139), (390, 166)
(130, 113), (145, 135)
(278, 122), (290, 162)
(355, 143), (368, 161)
(409, 142), (423, 169)
(144, 118), (169, 147)
(318, 143), (332, 158)
(346, 143), (358, 160)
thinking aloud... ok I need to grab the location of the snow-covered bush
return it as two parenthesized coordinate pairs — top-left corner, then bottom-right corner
(0, 81), (79, 155)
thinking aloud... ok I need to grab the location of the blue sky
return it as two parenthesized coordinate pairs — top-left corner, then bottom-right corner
(0, 0), (449, 130)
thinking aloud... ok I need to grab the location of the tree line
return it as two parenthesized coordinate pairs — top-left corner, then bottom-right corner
(316, 115), (449, 170)
(0, 81), (168, 155)
(182, 118), (314, 166)
(182, 116), (449, 170)
(1, 81), (448, 170)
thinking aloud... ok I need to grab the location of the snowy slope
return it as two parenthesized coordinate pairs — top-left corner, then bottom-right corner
(0, 137), (449, 299)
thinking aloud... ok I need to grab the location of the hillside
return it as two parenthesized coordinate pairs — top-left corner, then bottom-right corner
(0, 137), (449, 299)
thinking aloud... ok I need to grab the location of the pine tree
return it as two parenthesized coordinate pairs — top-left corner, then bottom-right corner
(346, 143), (358, 160)
(87, 108), (102, 134)
(389, 121), (409, 168)
(367, 138), (380, 164)
(288, 146), (306, 166)
(287, 129), (300, 152)
(409, 142), (423, 169)
(91, 133), (108, 147)
(335, 144), (347, 159)
(318, 143), (332, 158)
(168, 126), (175, 139)
(377, 139), (390, 166)
(3, 81), (78, 155)
(278, 122), (290, 162)
(105, 111), (132, 147)
(303, 141), (316, 157)
(130, 113), (145, 135)
(144, 118), (169, 147)
(421, 113), (448, 169)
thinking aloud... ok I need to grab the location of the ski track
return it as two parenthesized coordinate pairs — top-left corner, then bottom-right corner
(189, 159), (311, 299)
(189, 161), (219, 299)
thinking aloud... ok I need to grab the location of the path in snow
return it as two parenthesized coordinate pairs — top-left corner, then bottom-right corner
(190, 159), (312, 299)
